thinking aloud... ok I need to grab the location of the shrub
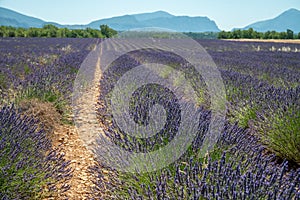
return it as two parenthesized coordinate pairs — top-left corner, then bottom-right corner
(0, 105), (71, 199)
(256, 107), (300, 165)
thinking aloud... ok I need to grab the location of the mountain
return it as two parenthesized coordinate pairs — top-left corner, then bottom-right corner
(88, 11), (220, 32)
(0, 7), (46, 28)
(242, 8), (300, 32)
(0, 7), (86, 29)
(0, 7), (220, 32)
(2, 6), (300, 33)
(133, 11), (173, 21)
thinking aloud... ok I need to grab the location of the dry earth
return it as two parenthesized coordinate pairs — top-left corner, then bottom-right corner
(51, 44), (117, 199)
(225, 39), (300, 44)
(19, 44), (106, 199)
(52, 46), (104, 199)
(18, 99), (100, 199)
(52, 125), (98, 199)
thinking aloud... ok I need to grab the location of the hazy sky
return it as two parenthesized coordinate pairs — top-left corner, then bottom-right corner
(1, 0), (299, 30)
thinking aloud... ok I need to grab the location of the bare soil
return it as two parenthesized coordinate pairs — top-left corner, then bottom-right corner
(18, 44), (120, 199)
(224, 39), (300, 44)
(51, 125), (98, 199)
(18, 99), (99, 199)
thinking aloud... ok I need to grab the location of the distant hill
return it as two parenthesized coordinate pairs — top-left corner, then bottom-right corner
(88, 11), (220, 32)
(0, 7), (45, 28)
(2, 7), (300, 33)
(241, 8), (300, 32)
(0, 7), (220, 32)
(132, 11), (173, 21)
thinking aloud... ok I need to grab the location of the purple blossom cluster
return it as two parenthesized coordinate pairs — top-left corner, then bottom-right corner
(93, 40), (300, 199)
(1, 37), (299, 199)
(0, 105), (72, 199)
(200, 40), (300, 88)
(0, 38), (101, 199)
(91, 119), (300, 199)
(127, 153), (300, 199)
(0, 38), (100, 103)
(97, 49), (208, 153)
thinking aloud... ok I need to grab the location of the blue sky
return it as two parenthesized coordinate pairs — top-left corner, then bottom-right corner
(0, 0), (299, 30)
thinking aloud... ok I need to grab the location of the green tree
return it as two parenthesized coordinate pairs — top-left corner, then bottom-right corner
(100, 24), (117, 38)
(86, 28), (103, 38)
(279, 32), (287, 39)
(8, 27), (16, 37)
(43, 24), (58, 37)
(248, 28), (254, 38)
(16, 28), (26, 37)
(69, 30), (79, 38)
(40, 29), (48, 37)
(252, 29), (262, 39)
(270, 31), (279, 39)
(0, 26), (7, 37)
(242, 29), (250, 38)
(287, 29), (294, 39)
(0, 29), (4, 37)
(27, 28), (39, 37)
(232, 29), (241, 39)
(57, 28), (70, 38)
(263, 31), (271, 39)
(218, 30), (229, 39)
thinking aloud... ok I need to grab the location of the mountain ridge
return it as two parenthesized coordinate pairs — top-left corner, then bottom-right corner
(0, 7), (220, 32)
(1, 7), (300, 32)
(241, 8), (300, 32)
(87, 11), (220, 32)
(0, 7), (45, 28)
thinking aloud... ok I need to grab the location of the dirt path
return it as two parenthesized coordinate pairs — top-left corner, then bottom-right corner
(51, 43), (105, 199)
(52, 125), (98, 199)
(224, 39), (300, 44)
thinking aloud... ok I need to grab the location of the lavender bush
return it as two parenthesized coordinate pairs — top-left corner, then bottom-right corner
(0, 105), (71, 199)
(1, 38), (299, 199)
(90, 39), (300, 199)
(0, 38), (100, 199)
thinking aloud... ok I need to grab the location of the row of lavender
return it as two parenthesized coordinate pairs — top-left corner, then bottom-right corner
(0, 38), (299, 199)
(0, 38), (99, 199)
(93, 40), (300, 199)
(202, 40), (300, 165)
(1, 38), (98, 104)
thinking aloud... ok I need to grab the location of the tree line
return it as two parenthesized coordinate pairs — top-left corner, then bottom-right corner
(218, 28), (300, 39)
(2, 25), (300, 40)
(184, 32), (218, 39)
(0, 24), (117, 38)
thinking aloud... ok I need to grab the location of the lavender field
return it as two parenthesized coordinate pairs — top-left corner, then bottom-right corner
(0, 38), (299, 199)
